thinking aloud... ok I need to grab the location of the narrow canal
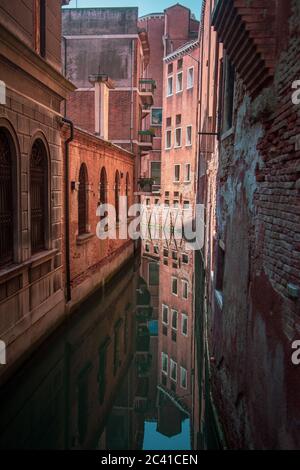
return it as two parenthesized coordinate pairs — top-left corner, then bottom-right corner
(0, 242), (205, 450)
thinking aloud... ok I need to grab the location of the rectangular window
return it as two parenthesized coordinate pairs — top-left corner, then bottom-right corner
(145, 243), (150, 253)
(182, 253), (189, 264)
(171, 310), (178, 330)
(172, 251), (178, 261)
(167, 76), (173, 97)
(154, 245), (159, 254)
(174, 164), (180, 182)
(186, 126), (192, 146)
(175, 128), (182, 148)
(183, 200), (190, 210)
(187, 67), (194, 89)
(166, 130), (172, 149)
(176, 114), (182, 126)
(150, 161), (161, 185)
(164, 199), (170, 206)
(162, 304), (169, 325)
(170, 359), (177, 382)
(155, 198), (160, 205)
(173, 200), (179, 208)
(182, 280), (189, 299)
(222, 56), (235, 133)
(181, 314), (188, 336)
(162, 352), (168, 374)
(171, 277), (178, 296)
(151, 107), (162, 127)
(40, 0), (46, 58)
(168, 63), (173, 74)
(163, 248), (169, 257)
(146, 198), (150, 206)
(177, 58), (183, 70)
(180, 367), (187, 389)
(166, 117), (172, 127)
(215, 243), (225, 309)
(149, 262), (159, 286)
(185, 163), (191, 182)
(176, 72), (183, 93)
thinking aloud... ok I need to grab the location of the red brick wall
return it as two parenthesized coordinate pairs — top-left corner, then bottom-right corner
(66, 91), (95, 134)
(62, 127), (134, 291)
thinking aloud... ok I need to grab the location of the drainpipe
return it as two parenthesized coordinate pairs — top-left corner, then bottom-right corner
(62, 117), (74, 303)
(130, 39), (135, 154)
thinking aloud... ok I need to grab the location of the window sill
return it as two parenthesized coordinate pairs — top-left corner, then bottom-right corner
(76, 233), (95, 245)
(220, 127), (235, 142)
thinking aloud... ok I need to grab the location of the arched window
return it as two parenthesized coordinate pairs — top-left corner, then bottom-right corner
(30, 139), (48, 254)
(115, 171), (120, 222)
(99, 167), (107, 205)
(78, 163), (88, 235)
(0, 128), (13, 266)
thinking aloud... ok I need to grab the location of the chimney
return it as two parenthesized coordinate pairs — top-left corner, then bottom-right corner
(89, 74), (115, 140)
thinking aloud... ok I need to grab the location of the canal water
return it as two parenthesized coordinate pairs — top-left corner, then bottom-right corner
(0, 244), (202, 450)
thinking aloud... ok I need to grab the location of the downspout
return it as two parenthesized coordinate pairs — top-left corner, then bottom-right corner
(62, 117), (74, 303)
(130, 39), (135, 153)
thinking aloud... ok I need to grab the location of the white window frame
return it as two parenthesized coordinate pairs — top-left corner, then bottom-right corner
(171, 276), (178, 296)
(167, 75), (173, 97)
(181, 313), (188, 336)
(162, 304), (169, 325)
(171, 309), (178, 331)
(180, 366), (188, 389)
(176, 71), (183, 93)
(187, 66), (194, 89)
(170, 359), (177, 382)
(175, 127), (182, 148)
(174, 164), (181, 182)
(165, 129), (172, 150)
(184, 163), (191, 182)
(182, 279), (189, 299)
(162, 352), (168, 375)
(183, 200), (190, 210)
(186, 125), (192, 147)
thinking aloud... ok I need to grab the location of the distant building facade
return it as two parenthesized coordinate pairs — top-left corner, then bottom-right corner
(62, 7), (153, 189)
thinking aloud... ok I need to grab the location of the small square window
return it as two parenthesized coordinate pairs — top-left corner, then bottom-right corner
(182, 253), (189, 264)
(176, 72), (183, 93)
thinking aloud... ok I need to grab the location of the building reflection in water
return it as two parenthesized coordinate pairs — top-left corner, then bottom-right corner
(0, 236), (197, 450)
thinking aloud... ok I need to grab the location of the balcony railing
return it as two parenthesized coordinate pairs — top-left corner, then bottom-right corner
(139, 78), (156, 94)
(138, 130), (154, 148)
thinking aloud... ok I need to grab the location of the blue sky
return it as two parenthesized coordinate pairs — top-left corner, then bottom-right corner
(63, 0), (201, 20)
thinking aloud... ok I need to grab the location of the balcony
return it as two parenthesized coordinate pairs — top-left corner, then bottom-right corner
(138, 130), (154, 150)
(139, 78), (156, 105)
(137, 177), (154, 194)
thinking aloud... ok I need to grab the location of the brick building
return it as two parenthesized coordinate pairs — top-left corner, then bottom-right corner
(196, 0), (300, 449)
(62, 7), (153, 189)
(138, 5), (199, 200)
(0, 0), (75, 382)
(62, 125), (135, 309)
